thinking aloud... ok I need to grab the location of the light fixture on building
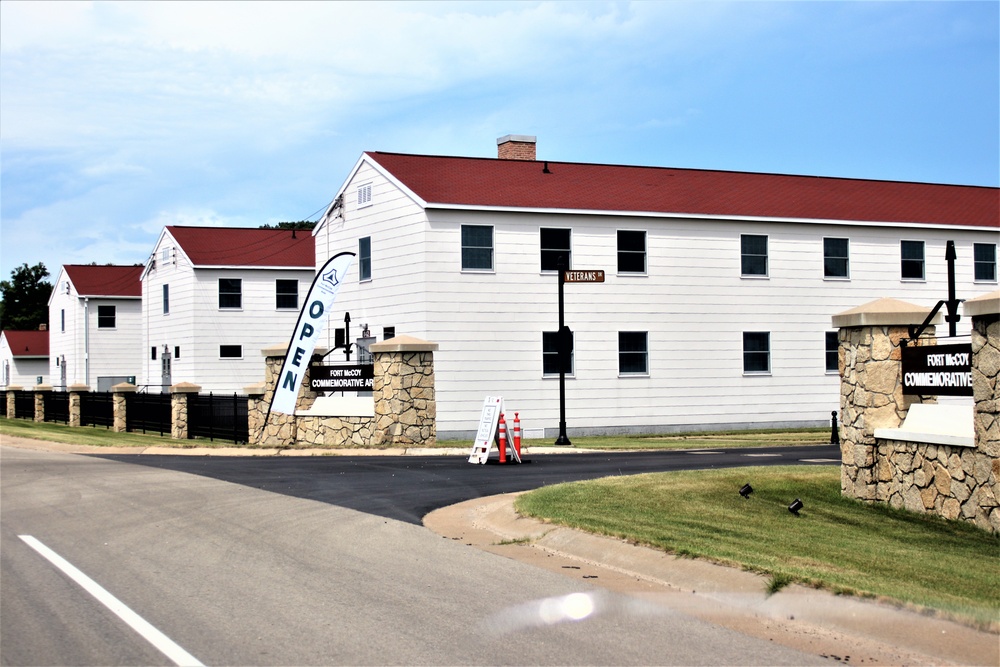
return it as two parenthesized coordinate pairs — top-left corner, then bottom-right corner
(788, 498), (804, 515)
(739, 484), (753, 499)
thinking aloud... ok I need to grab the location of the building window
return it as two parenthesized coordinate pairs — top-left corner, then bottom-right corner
(359, 237), (372, 281)
(219, 345), (243, 358)
(60, 309), (65, 332)
(617, 230), (646, 274)
(161, 247), (172, 265)
(276, 279), (298, 309)
(825, 331), (839, 373)
(163, 284), (170, 314)
(97, 305), (116, 329)
(383, 326), (396, 340)
(743, 332), (770, 374)
(974, 243), (997, 282)
(741, 234), (768, 277)
(151, 346), (157, 361)
(174, 346), (181, 359)
(618, 331), (648, 375)
(542, 330), (574, 375)
(823, 238), (850, 278)
(461, 225), (494, 271)
(357, 183), (372, 208)
(219, 278), (242, 309)
(901, 240), (925, 280)
(541, 228), (571, 272)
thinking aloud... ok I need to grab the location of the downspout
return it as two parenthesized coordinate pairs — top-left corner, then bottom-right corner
(83, 297), (90, 387)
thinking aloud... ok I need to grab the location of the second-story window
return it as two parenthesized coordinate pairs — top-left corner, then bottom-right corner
(276, 280), (298, 309)
(97, 305), (116, 329)
(901, 240), (925, 280)
(617, 230), (646, 274)
(974, 243), (997, 282)
(219, 278), (242, 309)
(823, 238), (850, 278)
(741, 234), (768, 277)
(461, 225), (493, 271)
(359, 237), (372, 281)
(163, 284), (170, 314)
(541, 228), (571, 272)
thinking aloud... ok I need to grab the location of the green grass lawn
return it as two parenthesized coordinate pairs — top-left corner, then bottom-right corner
(515, 466), (1000, 629)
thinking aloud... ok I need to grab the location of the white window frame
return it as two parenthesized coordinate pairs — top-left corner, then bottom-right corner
(219, 345), (243, 359)
(618, 331), (649, 376)
(742, 331), (771, 375)
(900, 240), (925, 281)
(823, 237), (850, 280)
(218, 278), (243, 310)
(740, 234), (768, 278)
(617, 230), (647, 275)
(973, 243), (997, 283)
(540, 227), (572, 273)
(275, 279), (298, 310)
(359, 236), (372, 281)
(461, 224), (494, 272)
(96, 305), (116, 329)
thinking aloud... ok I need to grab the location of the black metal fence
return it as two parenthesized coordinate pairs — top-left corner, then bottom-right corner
(125, 393), (172, 435)
(13, 391), (34, 419)
(0, 391), (7, 418)
(43, 392), (70, 423)
(81, 392), (114, 428)
(189, 393), (249, 443)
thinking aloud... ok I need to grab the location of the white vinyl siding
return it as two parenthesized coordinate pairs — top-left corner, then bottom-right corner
(313, 153), (996, 438)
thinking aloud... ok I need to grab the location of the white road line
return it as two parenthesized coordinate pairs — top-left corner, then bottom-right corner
(800, 458), (840, 463)
(18, 535), (204, 667)
(742, 453), (782, 457)
(685, 451), (724, 455)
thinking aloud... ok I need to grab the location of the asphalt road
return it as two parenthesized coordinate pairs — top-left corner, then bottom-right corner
(1, 444), (838, 666)
(91, 444), (842, 524)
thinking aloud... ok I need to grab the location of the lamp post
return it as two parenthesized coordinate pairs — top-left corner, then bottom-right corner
(555, 258), (571, 446)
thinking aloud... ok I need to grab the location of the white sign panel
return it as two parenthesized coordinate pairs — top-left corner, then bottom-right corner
(468, 396), (503, 464)
(268, 251), (355, 416)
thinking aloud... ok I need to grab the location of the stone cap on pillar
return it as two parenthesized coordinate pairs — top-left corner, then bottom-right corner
(832, 297), (940, 329)
(67, 384), (90, 392)
(33, 384), (53, 392)
(964, 290), (999, 319)
(261, 344), (329, 358)
(111, 382), (137, 393)
(170, 382), (201, 394)
(244, 382), (267, 396)
(369, 335), (439, 353)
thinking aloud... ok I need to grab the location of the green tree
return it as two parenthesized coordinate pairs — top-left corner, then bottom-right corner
(0, 263), (52, 330)
(259, 221), (316, 230)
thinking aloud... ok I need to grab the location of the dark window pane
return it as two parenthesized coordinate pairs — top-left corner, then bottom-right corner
(618, 331), (648, 374)
(617, 230), (646, 273)
(97, 305), (115, 328)
(219, 278), (242, 308)
(974, 243), (997, 281)
(743, 332), (770, 373)
(542, 330), (573, 375)
(461, 225), (493, 270)
(823, 238), (849, 278)
(219, 345), (242, 358)
(825, 331), (839, 372)
(541, 228), (571, 271)
(901, 241), (924, 280)
(359, 237), (372, 281)
(741, 235), (767, 276)
(276, 279), (298, 309)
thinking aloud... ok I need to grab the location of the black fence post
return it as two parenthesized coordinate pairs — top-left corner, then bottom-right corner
(830, 410), (840, 445)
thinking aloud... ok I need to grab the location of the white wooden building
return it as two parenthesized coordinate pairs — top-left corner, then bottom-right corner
(140, 226), (314, 394)
(313, 136), (999, 439)
(47, 265), (143, 391)
(1, 330), (49, 389)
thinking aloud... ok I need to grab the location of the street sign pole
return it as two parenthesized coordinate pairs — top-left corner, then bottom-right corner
(555, 259), (571, 446)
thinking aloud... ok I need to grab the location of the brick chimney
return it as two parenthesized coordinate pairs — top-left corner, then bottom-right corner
(497, 134), (536, 161)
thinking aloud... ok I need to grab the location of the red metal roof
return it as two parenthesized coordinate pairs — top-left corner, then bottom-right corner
(3, 330), (49, 357)
(64, 265), (143, 297)
(166, 226), (315, 267)
(366, 152), (999, 228)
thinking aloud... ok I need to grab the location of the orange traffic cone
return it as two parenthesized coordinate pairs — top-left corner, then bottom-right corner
(513, 412), (522, 459)
(498, 413), (507, 464)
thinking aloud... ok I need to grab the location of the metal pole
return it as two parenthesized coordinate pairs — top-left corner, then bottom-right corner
(555, 259), (571, 446)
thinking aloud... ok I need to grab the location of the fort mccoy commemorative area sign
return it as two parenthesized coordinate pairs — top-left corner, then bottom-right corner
(901, 343), (973, 397)
(310, 364), (374, 391)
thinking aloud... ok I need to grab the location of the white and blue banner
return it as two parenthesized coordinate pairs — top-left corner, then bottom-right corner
(268, 251), (355, 416)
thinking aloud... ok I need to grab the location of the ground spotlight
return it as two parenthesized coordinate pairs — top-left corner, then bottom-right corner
(788, 498), (804, 515)
(739, 483), (753, 499)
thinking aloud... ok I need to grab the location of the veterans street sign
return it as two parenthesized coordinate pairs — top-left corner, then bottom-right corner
(562, 269), (605, 283)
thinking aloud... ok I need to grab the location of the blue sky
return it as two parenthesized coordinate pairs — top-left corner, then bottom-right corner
(1, 1), (997, 282)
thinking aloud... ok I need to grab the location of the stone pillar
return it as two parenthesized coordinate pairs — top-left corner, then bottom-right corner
(170, 382), (201, 440)
(832, 298), (939, 502)
(68, 384), (89, 427)
(111, 383), (136, 433)
(34, 385), (53, 422)
(966, 291), (1000, 532)
(370, 335), (438, 447)
(7, 387), (21, 418)
(250, 344), (327, 447)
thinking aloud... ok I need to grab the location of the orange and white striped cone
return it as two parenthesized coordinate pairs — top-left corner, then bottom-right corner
(498, 413), (507, 464)
(513, 412), (522, 459)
